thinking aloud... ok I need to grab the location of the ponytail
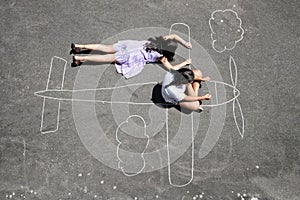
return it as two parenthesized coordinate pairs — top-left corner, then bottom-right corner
(145, 36), (178, 61)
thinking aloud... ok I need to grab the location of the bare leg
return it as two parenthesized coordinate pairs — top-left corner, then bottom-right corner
(179, 83), (200, 111)
(75, 54), (116, 63)
(192, 81), (200, 95)
(75, 44), (115, 53)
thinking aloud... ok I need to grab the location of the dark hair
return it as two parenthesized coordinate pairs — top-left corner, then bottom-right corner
(166, 68), (194, 88)
(145, 36), (178, 61)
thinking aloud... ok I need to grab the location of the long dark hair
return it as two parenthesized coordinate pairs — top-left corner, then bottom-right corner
(166, 68), (194, 88)
(145, 36), (178, 61)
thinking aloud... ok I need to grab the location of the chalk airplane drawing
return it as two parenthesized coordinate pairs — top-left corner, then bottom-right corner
(35, 23), (244, 187)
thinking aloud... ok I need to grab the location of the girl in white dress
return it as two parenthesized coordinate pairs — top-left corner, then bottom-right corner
(161, 63), (211, 112)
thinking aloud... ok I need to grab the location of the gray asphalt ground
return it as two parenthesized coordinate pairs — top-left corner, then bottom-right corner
(1, 0), (299, 199)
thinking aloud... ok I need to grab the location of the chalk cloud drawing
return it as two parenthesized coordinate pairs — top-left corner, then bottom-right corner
(209, 9), (244, 53)
(116, 115), (150, 176)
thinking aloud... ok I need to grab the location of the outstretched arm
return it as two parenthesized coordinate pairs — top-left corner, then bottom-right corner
(160, 57), (191, 71)
(173, 58), (192, 69)
(163, 34), (192, 49)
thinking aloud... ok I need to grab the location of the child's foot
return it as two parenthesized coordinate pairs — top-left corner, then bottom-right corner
(202, 76), (211, 82)
(202, 94), (211, 100)
(71, 56), (82, 67)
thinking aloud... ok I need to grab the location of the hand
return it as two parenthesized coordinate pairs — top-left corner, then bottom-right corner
(202, 94), (211, 100)
(160, 57), (167, 63)
(185, 58), (192, 65)
(185, 42), (192, 49)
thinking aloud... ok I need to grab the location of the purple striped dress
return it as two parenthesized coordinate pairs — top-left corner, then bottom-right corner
(113, 40), (163, 79)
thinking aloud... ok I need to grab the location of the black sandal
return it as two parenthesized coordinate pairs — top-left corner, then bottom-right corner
(70, 43), (81, 54)
(71, 56), (82, 67)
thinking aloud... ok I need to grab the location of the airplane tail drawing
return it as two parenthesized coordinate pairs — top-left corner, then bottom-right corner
(39, 56), (67, 134)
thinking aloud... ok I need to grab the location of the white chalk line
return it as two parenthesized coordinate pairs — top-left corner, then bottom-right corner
(34, 80), (240, 107)
(229, 56), (238, 88)
(209, 9), (245, 53)
(169, 23), (191, 59)
(115, 115), (150, 177)
(37, 82), (159, 93)
(40, 56), (67, 134)
(229, 56), (245, 138)
(166, 108), (195, 187)
(233, 98), (245, 138)
(35, 81), (158, 94)
(167, 23), (194, 187)
(214, 81), (218, 105)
